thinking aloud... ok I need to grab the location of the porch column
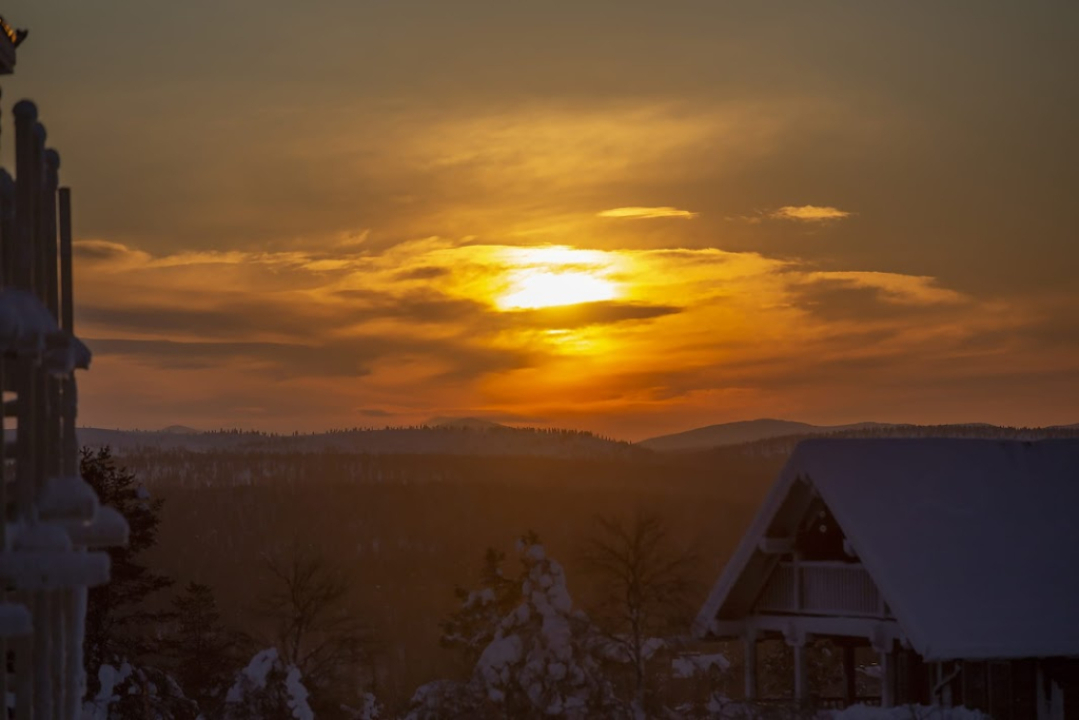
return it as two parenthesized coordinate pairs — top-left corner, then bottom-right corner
(743, 629), (757, 700)
(842, 643), (856, 707)
(871, 627), (895, 708)
(879, 647), (895, 708)
(785, 626), (810, 703)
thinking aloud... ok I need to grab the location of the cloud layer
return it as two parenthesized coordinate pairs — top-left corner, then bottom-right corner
(21, 1), (1077, 435)
(597, 207), (699, 220)
(771, 205), (851, 221)
(72, 233), (1072, 438)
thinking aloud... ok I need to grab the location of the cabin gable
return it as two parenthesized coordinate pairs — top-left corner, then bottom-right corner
(694, 438), (1079, 718)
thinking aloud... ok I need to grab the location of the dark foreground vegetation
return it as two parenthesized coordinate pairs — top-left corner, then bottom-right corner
(83, 423), (1078, 717)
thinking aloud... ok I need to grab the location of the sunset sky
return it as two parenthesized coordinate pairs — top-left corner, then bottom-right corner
(5, 1), (1077, 439)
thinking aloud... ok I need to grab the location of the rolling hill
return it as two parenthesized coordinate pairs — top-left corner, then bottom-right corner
(639, 418), (893, 451)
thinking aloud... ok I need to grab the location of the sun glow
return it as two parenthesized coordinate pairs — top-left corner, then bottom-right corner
(495, 246), (622, 310)
(500, 269), (617, 309)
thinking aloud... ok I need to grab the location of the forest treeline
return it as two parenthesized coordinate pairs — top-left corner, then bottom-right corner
(83, 424), (1077, 716)
(91, 445), (782, 715)
(78, 425), (645, 459)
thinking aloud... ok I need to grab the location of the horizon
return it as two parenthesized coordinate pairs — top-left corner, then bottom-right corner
(6, 1), (1077, 439)
(78, 415), (1079, 444)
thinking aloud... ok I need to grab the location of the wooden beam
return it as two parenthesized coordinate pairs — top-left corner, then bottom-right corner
(752, 614), (904, 644)
(710, 620), (746, 638)
(758, 536), (794, 554)
(706, 615), (905, 647)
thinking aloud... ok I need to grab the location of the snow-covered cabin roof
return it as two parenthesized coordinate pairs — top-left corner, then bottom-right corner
(695, 438), (1079, 661)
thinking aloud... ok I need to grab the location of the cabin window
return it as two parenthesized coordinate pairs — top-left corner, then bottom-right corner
(796, 499), (851, 561)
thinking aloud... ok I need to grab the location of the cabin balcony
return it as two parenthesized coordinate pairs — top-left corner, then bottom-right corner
(755, 561), (890, 618)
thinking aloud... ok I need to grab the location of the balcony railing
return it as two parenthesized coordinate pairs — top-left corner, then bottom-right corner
(755, 561), (889, 618)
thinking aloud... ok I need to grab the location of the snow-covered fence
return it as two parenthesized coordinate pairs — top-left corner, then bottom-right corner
(0, 100), (128, 719)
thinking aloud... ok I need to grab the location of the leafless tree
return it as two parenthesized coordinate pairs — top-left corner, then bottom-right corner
(258, 545), (371, 713)
(582, 511), (699, 708)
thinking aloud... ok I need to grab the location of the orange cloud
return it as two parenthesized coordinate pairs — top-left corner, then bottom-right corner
(597, 207), (698, 220)
(70, 234), (1061, 440)
(772, 205), (851, 221)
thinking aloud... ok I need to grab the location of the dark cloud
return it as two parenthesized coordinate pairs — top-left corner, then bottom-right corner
(86, 338), (373, 378)
(73, 241), (139, 262)
(80, 287), (493, 341)
(954, 304), (1079, 354)
(791, 280), (944, 322)
(78, 303), (331, 340)
(504, 301), (682, 329)
(336, 289), (490, 324)
(393, 266), (452, 281)
(86, 331), (534, 382)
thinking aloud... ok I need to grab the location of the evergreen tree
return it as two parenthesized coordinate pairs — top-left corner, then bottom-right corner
(163, 582), (246, 716)
(221, 648), (314, 720)
(81, 661), (197, 720)
(81, 446), (174, 690)
(471, 536), (616, 719)
(439, 547), (519, 667)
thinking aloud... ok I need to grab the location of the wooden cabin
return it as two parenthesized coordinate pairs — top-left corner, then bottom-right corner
(693, 438), (1079, 719)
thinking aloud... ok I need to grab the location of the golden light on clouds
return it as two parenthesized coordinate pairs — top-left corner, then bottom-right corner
(597, 206), (698, 220)
(499, 270), (617, 310)
(772, 205), (851, 221)
(495, 245), (622, 310)
(35, 2), (1078, 437)
(67, 232), (1055, 441)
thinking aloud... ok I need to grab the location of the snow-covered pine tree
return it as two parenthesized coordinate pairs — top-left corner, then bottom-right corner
(401, 679), (481, 720)
(470, 537), (616, 719)
(342, 692), (383, 720)
(439, 547), (519, 666)
(221, 648), (314, 720)
(80, 661), (197, 720)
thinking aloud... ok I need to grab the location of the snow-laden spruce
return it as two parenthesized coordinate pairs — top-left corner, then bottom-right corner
(473, 539), (611, 715)
(222, 648), (314, 720)
(81, 661), (195, 719)
(406, 537), (615, 719)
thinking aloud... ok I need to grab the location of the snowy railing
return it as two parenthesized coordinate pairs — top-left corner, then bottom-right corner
(0, 100), (128, 720)
(755, 561), (889, 618)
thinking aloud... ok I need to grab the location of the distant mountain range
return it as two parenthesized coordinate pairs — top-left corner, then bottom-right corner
(638, 419), (907, 451)
(639, 418), (1076, 452)
(426, 416), (507, 430)
(159, 424), (201, 434)
(76, 423), (642, 460)
(77, 418), (1079, 458)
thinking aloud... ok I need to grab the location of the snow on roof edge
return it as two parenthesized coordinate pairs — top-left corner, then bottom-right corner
(695, 438), (1079, 661)
(692, 465), (799, 637)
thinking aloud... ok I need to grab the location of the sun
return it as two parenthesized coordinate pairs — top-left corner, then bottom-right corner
(499, 269), (617, 309)
(495, 247), (621, 310)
